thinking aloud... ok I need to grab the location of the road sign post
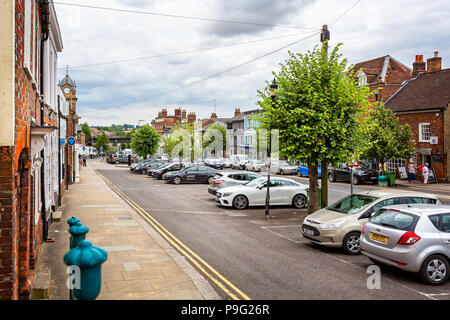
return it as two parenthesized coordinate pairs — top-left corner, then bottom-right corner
(347, 155), (359, 195)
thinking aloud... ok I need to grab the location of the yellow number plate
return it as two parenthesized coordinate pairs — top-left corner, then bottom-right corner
(370, 233), (388, 243)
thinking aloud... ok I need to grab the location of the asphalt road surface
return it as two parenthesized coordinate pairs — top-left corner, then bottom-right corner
(95, 160), (450, 300)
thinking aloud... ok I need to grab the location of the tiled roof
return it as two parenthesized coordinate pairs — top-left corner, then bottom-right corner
(385, 68), (450, 112)
(353, 55), (411, 84)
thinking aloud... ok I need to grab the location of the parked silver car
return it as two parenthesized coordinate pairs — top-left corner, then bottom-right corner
(208, 171), (261, 195)
(361, 204), (450, 285)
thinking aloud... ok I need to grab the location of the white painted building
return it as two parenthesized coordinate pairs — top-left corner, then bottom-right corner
(41, 2), (63, 214)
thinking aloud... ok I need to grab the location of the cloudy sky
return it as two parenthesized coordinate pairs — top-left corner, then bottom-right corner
(54, 0), (450, 127)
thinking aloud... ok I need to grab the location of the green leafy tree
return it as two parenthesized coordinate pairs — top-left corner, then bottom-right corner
(95, 132), (111, 153)
(257, 44), (372, 214)
(163, 122), (196, 161)
(130, 124), (160, 158)
(81, 123), (92, 139)
(203, 124), (227, 157)
(362, 103), (415, 174)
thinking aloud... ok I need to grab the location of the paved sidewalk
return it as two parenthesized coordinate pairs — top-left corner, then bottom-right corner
(395, 179), (449, 191)
(34, 161), (220, 300)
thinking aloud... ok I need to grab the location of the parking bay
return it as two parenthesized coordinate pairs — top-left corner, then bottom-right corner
(98, 165), (450, 300)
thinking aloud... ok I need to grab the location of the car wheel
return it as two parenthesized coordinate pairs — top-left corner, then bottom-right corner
(342, 232), (361, 255)
(292, 194), (307, 209)
(173, 176), (182, 185)
(353, 176), (361, 185)
(420, 255), (450, 285)
(328, 173), (335, 182)
(232, 195), (248, 210)
(115, 160), (119, 164)
(280, 170), (285, 175)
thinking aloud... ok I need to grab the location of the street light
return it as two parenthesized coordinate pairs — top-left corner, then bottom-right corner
(265, 79), (278, 220)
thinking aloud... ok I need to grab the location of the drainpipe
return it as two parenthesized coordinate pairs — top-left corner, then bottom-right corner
(40, 18), (49, 240)
(57, 96), (61, 206)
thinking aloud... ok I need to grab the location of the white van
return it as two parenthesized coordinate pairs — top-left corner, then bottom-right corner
(229, 154), (250, 170)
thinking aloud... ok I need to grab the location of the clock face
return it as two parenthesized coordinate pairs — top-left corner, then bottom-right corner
(64, 87), (71, 94)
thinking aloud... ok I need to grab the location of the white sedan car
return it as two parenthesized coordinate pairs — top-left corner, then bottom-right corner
(215, 177), (308, 210)
(245, 159), (265, 172)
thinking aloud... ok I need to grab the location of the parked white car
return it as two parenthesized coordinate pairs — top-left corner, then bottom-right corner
(215, 177), (308, 209)
(245, 159), (265, 172)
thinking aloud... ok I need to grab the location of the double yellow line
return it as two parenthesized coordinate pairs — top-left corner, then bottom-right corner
(94, 169), (251, 300)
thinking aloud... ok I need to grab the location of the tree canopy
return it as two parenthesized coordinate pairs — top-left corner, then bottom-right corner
(362, 103), (415, 173)
(257, 44), (372, 213)
(130, 124), (160, 158)
(203, 124), (227, 157)
(95, 132), (111, 153)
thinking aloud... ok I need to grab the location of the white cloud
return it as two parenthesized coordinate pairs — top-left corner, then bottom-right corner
(54, 0), (450, 126)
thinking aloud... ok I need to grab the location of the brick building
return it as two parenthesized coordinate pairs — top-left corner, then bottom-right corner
(151, 107), (197, 135)
(59, 70), (81, 183)
(0, 0), (63, 299)
(385, 52), (449, 182)
(353, 55), (412, 103)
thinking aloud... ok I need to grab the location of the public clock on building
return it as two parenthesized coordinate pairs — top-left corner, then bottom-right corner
(63, 87), (71, 94)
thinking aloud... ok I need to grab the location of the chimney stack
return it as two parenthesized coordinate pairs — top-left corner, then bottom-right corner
(211, 113), (217, 119)
(427, 51), (442, 73)
(182, 109), (187, 119)
(161, 108), (168, 117)
(187, 112), (196, 123)
(234, 108), (241, 117)
(412, 55), (426, 77)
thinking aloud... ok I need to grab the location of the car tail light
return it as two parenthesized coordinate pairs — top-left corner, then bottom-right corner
(213, 180), (225, 184)
(397, 231), (421, 245)
(361, 224), (365, 235)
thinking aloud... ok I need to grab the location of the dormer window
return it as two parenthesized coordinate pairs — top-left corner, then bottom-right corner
(357, 70), (367, 87)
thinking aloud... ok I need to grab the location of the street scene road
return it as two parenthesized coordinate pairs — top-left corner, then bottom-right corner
(95, 160), (450, 300)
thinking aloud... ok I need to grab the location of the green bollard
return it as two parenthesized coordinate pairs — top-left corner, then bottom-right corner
(69, 222), (89, 250)
(64, 240), (108, 300)
(67, 216), (81, 228)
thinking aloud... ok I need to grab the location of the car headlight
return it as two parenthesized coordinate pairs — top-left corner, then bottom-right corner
(319, 219), (346, 230)
(223, 192), (233, 197)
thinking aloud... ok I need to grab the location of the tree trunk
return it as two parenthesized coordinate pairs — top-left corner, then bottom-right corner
(308, 164), (319, 214)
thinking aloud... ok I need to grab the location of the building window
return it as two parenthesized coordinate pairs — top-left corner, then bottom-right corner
(387, 158), (405, 172)
(357, 71), (367, 87)
(419, 123), (431, 142)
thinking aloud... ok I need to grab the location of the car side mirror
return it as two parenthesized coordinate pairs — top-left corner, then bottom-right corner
(257, 185), (263, 190)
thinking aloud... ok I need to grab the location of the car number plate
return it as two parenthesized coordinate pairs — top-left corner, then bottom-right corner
(370, 233), (388, 243)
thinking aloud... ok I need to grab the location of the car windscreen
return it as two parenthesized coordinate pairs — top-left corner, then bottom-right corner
(370, 209), (419, 231)
(327, 194), (378, 214)
(244, 177), (266, 187)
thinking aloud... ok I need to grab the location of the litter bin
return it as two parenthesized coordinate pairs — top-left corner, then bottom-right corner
(385, 172), (396, 187)
(378, 175), (388, 187)
(306, 188), (322, 209)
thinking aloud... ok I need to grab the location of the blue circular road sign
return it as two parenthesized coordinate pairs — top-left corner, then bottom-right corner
(67, 137), (76, 146)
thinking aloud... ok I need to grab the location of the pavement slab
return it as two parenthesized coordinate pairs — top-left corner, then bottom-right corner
(32, 160), (220, 300)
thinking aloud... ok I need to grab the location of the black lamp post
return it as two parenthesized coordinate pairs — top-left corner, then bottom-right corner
(265, 79), (278, 220)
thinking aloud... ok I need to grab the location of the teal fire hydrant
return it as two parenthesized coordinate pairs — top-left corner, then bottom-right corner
(69, 222), (89, 249)
(64, 240), (108, 300)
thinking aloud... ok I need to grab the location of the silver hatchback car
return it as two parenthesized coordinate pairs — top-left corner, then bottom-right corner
(361, 204), (450, 285)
